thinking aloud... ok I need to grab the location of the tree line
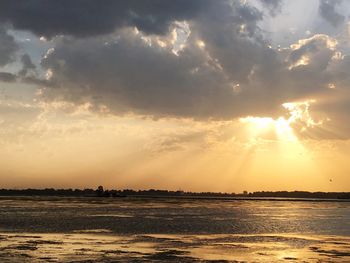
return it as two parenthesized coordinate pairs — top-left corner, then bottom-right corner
(0, 187), (349, 199)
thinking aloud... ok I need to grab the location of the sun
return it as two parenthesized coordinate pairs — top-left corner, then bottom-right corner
(239, 100), (320, 142)
(240, 115), (296, 141)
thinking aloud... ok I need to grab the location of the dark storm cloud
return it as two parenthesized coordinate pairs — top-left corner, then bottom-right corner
(319, 0), (345, 27)
(40, 1), (294, 119)
(41, 32), (239, 119)
(34, 0), (350, 122)
(1, 0), (349, 136)
(0, 0), (209, 38)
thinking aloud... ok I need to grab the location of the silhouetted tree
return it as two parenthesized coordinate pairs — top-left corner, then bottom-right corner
(96, 185), (104, 197)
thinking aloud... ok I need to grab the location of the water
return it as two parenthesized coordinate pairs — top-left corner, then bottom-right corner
(0, 196), (349, 262)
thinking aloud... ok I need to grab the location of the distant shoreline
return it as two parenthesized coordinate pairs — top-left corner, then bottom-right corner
(0, 195), (350, 202)
(129, 195), (350, 202)
(0, 188), (349, 202)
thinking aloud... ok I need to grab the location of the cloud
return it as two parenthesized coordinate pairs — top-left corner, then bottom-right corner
(18, 54), (36, 77)
(283, 34), (350, 139)
(288, 34), (337, 75)
(260, 0), (283, 16)
(0, 53), (44, 84)
(0, 27), (18, 66)
(40, 30), (234, 119)
(0, 72), (17, 82)
(0, 0), (210, 38)
(319, 0), (345, 27)
(1, 0), (350, 139)
(32, 1), (348, 125)
(38, 1), (294, 119)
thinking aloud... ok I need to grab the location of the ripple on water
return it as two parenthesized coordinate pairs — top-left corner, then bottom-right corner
(1, 233), (349, 262)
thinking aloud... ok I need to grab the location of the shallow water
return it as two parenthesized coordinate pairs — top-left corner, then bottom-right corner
(0, 196), (349, 262)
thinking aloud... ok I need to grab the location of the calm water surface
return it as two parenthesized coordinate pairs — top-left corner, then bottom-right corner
(0, 197), (349, 262)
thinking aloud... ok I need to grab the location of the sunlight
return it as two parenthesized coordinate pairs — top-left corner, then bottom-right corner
(239, 116), (274, 130)
(238, 100), (321, 175)
(240, 99), (320, 142)
(275, 117), (297, 141)
(240, 115), (296, 141)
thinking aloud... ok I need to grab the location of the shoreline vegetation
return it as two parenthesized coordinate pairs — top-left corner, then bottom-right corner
(0, 186), (349, 201)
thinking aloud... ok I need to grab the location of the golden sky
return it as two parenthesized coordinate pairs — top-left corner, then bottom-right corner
(0, 0), (349, 192)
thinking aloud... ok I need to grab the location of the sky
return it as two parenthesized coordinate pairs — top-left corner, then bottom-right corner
(0, 0), (350, 192)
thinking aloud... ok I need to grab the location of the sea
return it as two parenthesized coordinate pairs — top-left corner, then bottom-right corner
(0, 196), (349, 262)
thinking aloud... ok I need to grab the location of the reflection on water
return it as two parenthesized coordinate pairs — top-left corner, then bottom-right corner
(0, 197), (349, 262)
(0, 233), (349, 262)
